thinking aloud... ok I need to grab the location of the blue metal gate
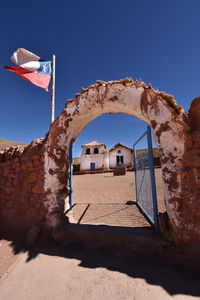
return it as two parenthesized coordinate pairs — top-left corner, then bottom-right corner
(133, 126), (158, 228)
(69, 139), (73, 210)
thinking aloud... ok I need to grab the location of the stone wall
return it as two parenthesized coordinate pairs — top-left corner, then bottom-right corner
(175, 97), (200, 243)
(0, 138), (47, 236)
(1, 78), (200, 246)
(43, 78), (191, 244)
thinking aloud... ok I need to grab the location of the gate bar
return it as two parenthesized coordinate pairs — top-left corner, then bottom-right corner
(133, 129), (148, 148)
(133, 126), (158, 229)
(69, 139), (73, 210)
(133, 128), (148, 205)
(147, 126), (158, 228)
(133, 145), (138, 203)
(137, 201), (156, 226)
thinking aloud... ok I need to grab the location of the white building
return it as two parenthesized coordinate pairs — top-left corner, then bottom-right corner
(108, 143), (134, 169)
(80, 140), (134, 171)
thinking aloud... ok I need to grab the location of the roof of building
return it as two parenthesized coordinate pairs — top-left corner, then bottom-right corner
(81, 140), (106, 147)
(109, 143), (133, 152)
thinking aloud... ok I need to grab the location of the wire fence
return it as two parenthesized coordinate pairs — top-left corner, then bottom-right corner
(133, 126), (158, 228)
(134, 153), (155, 221)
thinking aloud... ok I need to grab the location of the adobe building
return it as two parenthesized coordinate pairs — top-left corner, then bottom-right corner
(108, 143), (134, 169)
(80, 140), (108, 171)
(80, 140), (134, 171)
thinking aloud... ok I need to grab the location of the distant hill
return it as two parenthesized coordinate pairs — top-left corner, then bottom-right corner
(0, 138), (28, 150)
(136, 148), (159, 158)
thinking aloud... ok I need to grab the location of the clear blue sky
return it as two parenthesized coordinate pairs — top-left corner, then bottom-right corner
(1, 0), (200, 157)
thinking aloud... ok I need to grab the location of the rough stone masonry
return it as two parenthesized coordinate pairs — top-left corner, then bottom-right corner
(0, 78), (200, 245)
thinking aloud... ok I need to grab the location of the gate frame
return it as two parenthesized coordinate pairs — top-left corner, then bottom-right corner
(133, 125), (158, 229)
(69, 139), (73, 210)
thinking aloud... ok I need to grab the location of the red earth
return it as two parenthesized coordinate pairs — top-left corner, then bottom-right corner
(1, 169), (165, 280)
(71, 169), (165, 227)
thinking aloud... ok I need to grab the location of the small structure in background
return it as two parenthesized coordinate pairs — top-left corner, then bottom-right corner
(113, 162), (126, 176)
(80, 140), (108, 171)
(109, 143), (134, 169)
(74, 141), (160, 174)
(72, 157), (81, 173)
(79, 140), (134, 172)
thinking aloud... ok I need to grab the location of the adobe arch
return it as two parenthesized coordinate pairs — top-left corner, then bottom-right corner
(43, 78), (198, 244)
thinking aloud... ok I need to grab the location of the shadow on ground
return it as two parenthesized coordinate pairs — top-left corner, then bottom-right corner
(1, 224), (200, 298)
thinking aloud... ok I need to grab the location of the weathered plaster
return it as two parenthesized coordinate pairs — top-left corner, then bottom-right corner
(2, 77), (200, 245)
(41, 78), (192, 243)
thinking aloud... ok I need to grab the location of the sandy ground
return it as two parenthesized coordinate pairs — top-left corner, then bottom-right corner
(0, 241), (200, 300)
(1, 169), (199, 299)
(0, 240), (21, 281)
(71, 169), (165, 226)
(1, 169), (165, 283)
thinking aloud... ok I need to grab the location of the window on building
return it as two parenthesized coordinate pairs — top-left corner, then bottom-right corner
(118, 150), (121, 154)
(94, 148), (99, 154)
(86, 148), (90, 154)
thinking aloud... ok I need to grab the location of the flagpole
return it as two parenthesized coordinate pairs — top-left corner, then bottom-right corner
(51, 54), (55, 124)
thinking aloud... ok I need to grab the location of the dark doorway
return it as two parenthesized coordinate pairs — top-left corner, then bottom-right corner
(116, 155), (124, 165)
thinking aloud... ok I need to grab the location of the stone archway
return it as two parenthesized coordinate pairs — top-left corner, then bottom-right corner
(42, 78), (195, 244)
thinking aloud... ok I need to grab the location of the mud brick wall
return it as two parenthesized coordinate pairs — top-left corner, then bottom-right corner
(1, 78), (200, 245)
(0, 138), (47, 235)
(43, 78), (191, 244)
(176, 97), (200, 243)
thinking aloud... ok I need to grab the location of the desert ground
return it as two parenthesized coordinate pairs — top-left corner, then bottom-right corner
(1, 240), (200, 300)
(1, 168), (164, 282)
(71, 168), (165, 227)
(0, 138), (27, 150)
(1, 169), (200, 300)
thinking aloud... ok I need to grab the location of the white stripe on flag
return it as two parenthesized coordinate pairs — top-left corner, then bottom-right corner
(11, 48), (40, 66)
(20, 61), (41, 71)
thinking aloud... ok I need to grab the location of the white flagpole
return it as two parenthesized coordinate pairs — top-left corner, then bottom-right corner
(51, 54), (55, 124)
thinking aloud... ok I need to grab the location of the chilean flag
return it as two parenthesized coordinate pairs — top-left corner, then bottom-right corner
(5, 48), (51, 91)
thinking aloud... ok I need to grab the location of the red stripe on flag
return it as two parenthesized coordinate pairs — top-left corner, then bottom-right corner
(5, 65), (51, 91)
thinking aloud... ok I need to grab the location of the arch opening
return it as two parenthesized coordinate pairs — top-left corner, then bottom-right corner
(70, 113), (165, 229)
(44, 78), (193, 243)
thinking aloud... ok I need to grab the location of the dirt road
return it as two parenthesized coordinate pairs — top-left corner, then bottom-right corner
(0, 170), (199, 299)
(0, 242), (200, 300)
